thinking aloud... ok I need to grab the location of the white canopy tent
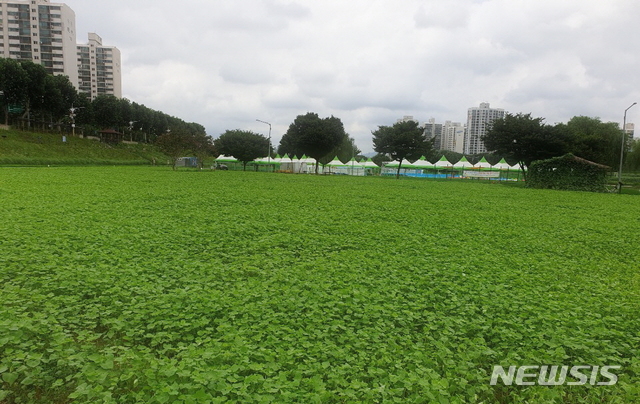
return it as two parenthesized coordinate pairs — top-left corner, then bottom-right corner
(434, 155), (453, 169)
(452, 156), (474, 169)
(215, 155), (237, 163)
(492, 158), (512, 170)
(345, 158), (365, 176)
(474, 156), (493, 170)
(360, 158), (379, 168)
(412, 156), (433, 169)
(385, 159), (415, 168)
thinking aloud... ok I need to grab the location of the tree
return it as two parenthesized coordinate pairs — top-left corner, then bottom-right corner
(20, 61), (48, 121)
(0, 58), (29, 125)
(482, 113), (570, 178)
(278, 113), (347, 173)
(626, 139), (640, 172)
(156, 131), (194, 170)
(191, 133), (216, 169)
(371, 152), (391, 167)
(318, 134), (361, 165)
(372, 120), (434, 178)
(563, 116), (621, 167)
(92, 95), (122, 129)
(43, 74), (76, 124)
(215, 130), (270, 170)
(335, 134), (361, 163)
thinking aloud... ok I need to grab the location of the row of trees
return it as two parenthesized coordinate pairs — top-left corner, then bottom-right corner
(177, 112), (640, 178)
(213, 113), (362, 173)
(0, 58), (206, 141)
(483, 114), (630, 176)
(211, 115), (434, 178)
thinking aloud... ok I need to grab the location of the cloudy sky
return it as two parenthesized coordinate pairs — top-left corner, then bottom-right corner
(67, 0), (639, 152)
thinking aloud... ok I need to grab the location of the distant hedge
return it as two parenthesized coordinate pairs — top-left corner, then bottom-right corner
(527, 153), (610, 192)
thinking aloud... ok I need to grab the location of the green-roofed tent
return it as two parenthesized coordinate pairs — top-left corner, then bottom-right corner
(452, 156), (473, 169)
(215, 155), (238, 162)
(385, 158), (415, 168)
(474, 156), (493, 170)
(412, 156), (433, 169)
(492, 158), (512, 170)
(433, 155), (453, 169)
(214, 155), (243, 170)
(360, 158), (380, 175)
(326, 157), (347, 166)
(360, 158), (380, 168)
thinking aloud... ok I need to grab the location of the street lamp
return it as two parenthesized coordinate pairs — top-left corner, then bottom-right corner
(69, 105), (84, 137)
(128, 121), (138, 141)
(618, 102), (637, 193)
(256, 119), (272, 165)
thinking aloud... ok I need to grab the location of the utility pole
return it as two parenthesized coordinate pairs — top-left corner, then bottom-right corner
(618, 103), (637, 193)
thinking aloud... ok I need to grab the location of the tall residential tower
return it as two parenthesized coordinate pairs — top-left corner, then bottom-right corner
(441, 121), (465, 154)
(77, 33), (121, 99)
(464, 102), (505, 155)
(0, 0), (78, 85)
(0, 0), (121, 99)
(423, 118), (443, 150)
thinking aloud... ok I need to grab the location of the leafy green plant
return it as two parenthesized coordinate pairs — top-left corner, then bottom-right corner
(527, 153), (610, 192)
(0, 168), (638, 403)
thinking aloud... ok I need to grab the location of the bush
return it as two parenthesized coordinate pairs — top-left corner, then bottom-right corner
(527, 153), (610, 192)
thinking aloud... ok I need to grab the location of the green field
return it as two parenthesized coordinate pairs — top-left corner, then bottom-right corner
(1, 167), (639, 403)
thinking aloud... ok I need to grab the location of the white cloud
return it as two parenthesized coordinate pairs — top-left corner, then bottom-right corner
(67, 0), (640, 152)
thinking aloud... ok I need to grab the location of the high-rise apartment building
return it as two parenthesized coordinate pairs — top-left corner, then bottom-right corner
(77, 33), (121, 99)
(397, 115), (418, 124)
(0, 0), (121, 99)
(464, 102), (505, 155)
(625, 123), (635, 141)
(441, 121), (465, 154)
(0, 0), (78, 86)
(423, 118), (443, 150)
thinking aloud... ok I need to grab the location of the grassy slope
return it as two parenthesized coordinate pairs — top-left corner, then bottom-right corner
(0, 129), (169, 165)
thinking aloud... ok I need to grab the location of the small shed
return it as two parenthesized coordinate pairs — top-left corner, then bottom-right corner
(176, 157), (198, 168)
(527, 154), (610, 192)
(99, 129), (124, 144)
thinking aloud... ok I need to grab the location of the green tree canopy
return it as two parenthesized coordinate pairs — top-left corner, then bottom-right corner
(0, 58), (29, 124)
(371, 152), (391, 167)
(92, 95), (123, 129)
(43, 74), (76, 121)
(155, 130), (195, 170)
(318, 134), (361, 165)
(561, 116), (621, 167)
(482, 113), (571, 176)
(278, 112), (347, 172)
(0, 57), (207, 138)
(372, 120), (434, 178)
(625, 139), (640, 172)
(20, 61), (48, 115)
(191, 133), (216, 169)
(215, 130), (270, 170)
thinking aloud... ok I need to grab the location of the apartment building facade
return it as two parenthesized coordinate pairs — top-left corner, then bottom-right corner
(464, 102), (505, 155)
(441, 121), (465, 154)
(77, 33), (121, 99)
(0, 0), (121, 99)
(625, 123), (634, 141)
(423, 118), (443, 150)
(0, 0), (78, 85)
